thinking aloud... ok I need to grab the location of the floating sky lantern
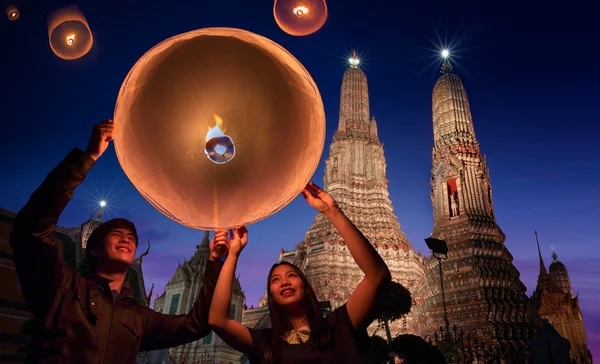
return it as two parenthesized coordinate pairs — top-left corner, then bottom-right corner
(273, 0), (328, 36)
(113, 27), (326, 230)
(6, 4), (19, 21)
(47, 5), (93, 60)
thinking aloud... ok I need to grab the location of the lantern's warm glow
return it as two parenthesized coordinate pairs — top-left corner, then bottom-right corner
(47, 5), (93, 60)
(274, 0), (328, 36)
(293, 6), (309, 17)
(113, 27), (326, 230)
(6, 5), (20, 21)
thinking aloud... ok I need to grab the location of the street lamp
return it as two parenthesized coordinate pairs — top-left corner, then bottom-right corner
(425, 237), (450, 333)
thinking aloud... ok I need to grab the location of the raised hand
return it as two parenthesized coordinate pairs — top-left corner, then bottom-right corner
(86, 119), (115, 161)
(209, 229), (229, 261)
(301, 182), (337, 214)
(228, 227), (248, 258)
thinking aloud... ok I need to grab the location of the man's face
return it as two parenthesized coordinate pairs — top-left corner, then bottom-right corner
(101, 228), (137, 266)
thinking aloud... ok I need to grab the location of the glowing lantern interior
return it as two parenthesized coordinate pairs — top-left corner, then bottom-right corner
(47, 5), (93, 60)
(113, 27), (326, 230)
(273, 0), (328, 36)
(6, 4), (19, 21)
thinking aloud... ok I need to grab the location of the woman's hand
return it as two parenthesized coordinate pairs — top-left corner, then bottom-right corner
(209, 230), (229, 261)
(228, 227), (248, 258)
(301, 182), (338, 215)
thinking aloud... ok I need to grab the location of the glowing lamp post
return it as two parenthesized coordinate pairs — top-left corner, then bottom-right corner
(425, 237), (450, 333)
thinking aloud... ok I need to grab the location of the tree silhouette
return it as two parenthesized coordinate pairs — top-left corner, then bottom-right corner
(391, 334), (445, 364)
(377, 281), (412, 344)
(365, 335), (391, 364)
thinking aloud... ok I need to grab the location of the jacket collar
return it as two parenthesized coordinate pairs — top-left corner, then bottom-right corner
(87, 274), (134, 298)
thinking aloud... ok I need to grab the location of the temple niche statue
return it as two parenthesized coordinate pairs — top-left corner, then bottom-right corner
(449, 192), (459, 217)
(445, 179), (460, 218)
(332, 157), (338, 179)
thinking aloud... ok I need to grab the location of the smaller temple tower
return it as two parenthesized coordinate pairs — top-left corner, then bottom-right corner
(531, 232), (592, 363)
(154, 231), (246, 363)
(417, 58), (540, 353)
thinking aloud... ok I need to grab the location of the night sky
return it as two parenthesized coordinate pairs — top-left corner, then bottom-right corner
(2, 0), (598, 357)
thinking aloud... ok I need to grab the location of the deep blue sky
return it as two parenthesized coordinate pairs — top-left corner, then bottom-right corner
(2, 0), (598, 356)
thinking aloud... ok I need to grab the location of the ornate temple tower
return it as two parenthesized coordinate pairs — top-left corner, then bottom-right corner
(81, 208), (104, 249)
(531, 233), (592, 363)
(417, 62), (539, 347)
(154, 231), (245, 363)
(271, 51), (426, 335)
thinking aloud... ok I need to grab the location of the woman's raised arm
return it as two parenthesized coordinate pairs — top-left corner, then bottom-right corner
(207, 228), (254, 353)
(302, 182), (391, 330)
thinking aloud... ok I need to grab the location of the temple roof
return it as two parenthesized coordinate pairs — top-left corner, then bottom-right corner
(167, 231), (245, 298)
(532, 232), (562, 300)
(549, 251), (567, 271)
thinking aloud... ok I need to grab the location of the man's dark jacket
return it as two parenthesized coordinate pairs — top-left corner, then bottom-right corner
(9, 148), (224, 364)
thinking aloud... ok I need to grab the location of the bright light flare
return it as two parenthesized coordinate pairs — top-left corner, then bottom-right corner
(99, 200), (107, 208)
(441, 49), (449, 59)
(348, 49), (360, 68)
(293, 6), (309, 16)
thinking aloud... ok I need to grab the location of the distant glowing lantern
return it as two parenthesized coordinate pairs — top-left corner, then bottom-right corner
(113, 27), (326, 230)
(273, 0), (328, 36)
(6, 4), (19, 21)
(47, 5), (93, 60)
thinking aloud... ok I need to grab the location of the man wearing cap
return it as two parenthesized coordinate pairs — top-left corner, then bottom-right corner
(10, 120), (229, 363)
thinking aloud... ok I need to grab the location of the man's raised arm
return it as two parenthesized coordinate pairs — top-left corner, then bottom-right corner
(9, 120), (113, 317)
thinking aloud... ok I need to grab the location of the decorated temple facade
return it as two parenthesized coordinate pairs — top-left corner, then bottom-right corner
(153, 231), (246, 363)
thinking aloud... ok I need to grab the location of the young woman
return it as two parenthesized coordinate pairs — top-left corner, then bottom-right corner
(209, 182), (392, 363)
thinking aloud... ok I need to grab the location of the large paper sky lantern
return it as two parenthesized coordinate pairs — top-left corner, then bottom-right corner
(113, 27), (326, 230)
(273, 0), (328, 36)
(6, 5), (19, 21)
(47, 5), (93, 60)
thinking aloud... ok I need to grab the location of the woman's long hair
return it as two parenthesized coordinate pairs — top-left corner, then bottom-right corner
(261, 261), (330, 363)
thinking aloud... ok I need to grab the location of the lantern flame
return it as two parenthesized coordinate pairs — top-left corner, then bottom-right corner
(66, 34), (75, 46)
(293, 6), (309, 17)
(10, 12), (16, 17)
(204, 114), (235, 162)
(206, 114), (227, 141)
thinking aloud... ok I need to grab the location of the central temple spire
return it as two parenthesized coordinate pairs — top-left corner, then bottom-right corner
(275, 50), (423, 336)
(336, 50), (371, 136)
